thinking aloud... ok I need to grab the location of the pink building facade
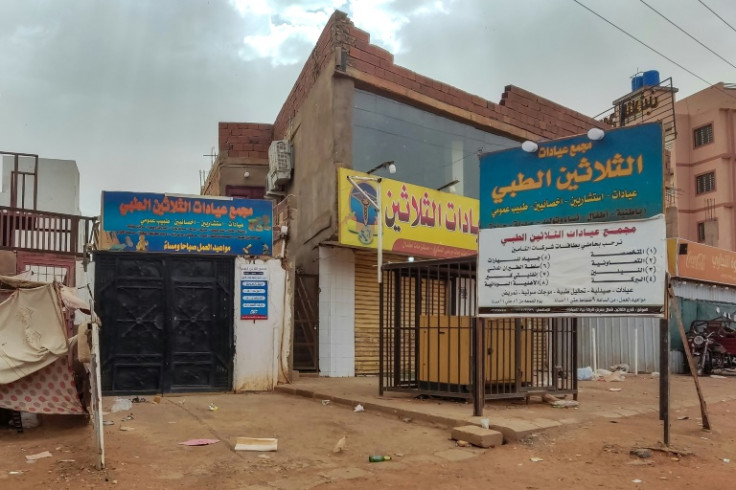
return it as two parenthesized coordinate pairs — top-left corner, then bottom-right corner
(672, 83), (736, 251)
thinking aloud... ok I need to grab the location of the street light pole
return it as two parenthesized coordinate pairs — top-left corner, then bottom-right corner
(347, 175), (383, 284)
(377, 178), (382, 284)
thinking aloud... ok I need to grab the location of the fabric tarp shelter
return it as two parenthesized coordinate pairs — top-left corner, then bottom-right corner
(0, 276), (85, 414)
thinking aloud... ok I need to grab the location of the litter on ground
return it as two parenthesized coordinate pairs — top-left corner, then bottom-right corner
(233, 437), (278, 452)
(333, 435), (346, 453)
(25, 451), (53, 462)
(179, 439), (220, 446)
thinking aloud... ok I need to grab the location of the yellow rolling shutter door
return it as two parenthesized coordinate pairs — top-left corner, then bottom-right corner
(354, 250), (407, 375)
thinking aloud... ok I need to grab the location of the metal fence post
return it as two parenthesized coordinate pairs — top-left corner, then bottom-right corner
(379, 276), (384, 396)
(659, 317), (670, 445)
(473, 317), (484, 416)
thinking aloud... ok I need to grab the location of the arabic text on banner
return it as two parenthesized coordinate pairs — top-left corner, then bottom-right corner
(477, 216), (666, 317)
(479, 123), (663, 228)
(99, 191), (273, 256)
(338, 168), (478, 258)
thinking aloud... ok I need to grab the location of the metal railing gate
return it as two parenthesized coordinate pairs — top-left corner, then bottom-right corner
(379, 257), (577, 408)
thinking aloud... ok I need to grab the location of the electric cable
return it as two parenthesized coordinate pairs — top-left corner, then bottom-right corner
(698, 0), (736, 35)
(572, 0), (715, 87)
(640, 0), (736, 71)
(573, 0), (736, 103)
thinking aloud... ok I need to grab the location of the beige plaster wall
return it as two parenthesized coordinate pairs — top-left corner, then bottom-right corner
(285, 66), (354, 273)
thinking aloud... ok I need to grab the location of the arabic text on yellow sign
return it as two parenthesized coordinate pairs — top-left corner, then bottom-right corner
(338, 168), (479, 258)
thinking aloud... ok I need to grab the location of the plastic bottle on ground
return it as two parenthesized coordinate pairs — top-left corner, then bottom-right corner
(368, 455), (392, 462)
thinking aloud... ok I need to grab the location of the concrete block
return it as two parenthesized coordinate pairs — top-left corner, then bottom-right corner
(451, 425), (503, 448)
(488, 419), (541, 442)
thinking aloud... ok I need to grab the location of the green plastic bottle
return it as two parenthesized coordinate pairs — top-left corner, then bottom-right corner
(368, 455), (391, 462)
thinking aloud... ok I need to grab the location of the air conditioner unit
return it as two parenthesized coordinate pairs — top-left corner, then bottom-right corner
(268, 140), (293, 187)
(265, 172), (285, 198)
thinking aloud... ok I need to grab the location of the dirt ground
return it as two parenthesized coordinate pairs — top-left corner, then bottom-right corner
(2, 379), (736, 490)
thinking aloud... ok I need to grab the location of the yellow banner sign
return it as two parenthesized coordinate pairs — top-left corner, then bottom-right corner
(338, 168), (479, 258)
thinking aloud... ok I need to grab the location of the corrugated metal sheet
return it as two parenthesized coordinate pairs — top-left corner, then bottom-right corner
(670, 350), (686, 375)
(671, 279), (736, 304)
(668, 279), (736, 374)
(577, 317), (660, 373)
(577, 280), (736, 375)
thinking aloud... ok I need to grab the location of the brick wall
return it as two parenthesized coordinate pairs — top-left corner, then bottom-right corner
(250, 10), (607, 153)
(218, 122), (273, 160)
(335, 12), (606, 140)
(272, 12), (353, 139)
(497, 86), (607, 139)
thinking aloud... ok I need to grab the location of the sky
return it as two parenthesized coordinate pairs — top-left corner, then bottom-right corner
(2, 0), (736, 216)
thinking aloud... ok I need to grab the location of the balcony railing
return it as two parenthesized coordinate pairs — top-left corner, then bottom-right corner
(0, 206), (97, 256)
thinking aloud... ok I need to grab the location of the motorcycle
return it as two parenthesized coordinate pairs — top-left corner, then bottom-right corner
(686, 313), (736, 375)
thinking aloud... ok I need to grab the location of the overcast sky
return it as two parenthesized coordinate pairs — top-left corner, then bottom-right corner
(2, 0), (736, 216)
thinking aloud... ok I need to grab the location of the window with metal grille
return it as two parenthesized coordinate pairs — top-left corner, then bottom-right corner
(697, 222), (706, 242)
(22, 264), (69, 284)
(694, 124), (713, 147)
(696, 171), (715, 194)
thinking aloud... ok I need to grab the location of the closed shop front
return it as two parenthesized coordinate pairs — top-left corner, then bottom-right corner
(354, 251), (409, 375)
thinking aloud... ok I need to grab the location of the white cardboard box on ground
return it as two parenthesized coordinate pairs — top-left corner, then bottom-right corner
(234, 437), (278, 451)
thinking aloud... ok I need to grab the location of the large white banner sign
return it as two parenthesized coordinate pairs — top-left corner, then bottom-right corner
(478, 216), (666, 317)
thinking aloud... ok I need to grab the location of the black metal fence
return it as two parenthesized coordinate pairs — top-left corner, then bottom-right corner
(379, 257), (577, 407)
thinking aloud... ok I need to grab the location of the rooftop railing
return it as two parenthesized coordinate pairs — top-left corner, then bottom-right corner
(0, 206), (97, 256)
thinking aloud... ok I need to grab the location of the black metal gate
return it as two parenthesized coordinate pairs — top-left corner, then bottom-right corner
(293, 273), (319, 372)
(95, 253), (234, 395)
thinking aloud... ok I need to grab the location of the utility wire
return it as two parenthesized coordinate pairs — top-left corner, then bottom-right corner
(574, 0), (736, 121)
(698, 0), (736, 35)
(572, 0), (715, 88)
(640, 0), (736, 71)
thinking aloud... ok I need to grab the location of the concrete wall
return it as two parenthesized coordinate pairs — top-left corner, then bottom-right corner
(318, 246), (355, 377)
(1, 157), (80, 215)
(285, 66), (354, 273)
(206, 162), (269, 196)
(74, 259), (95, 324)
(232, 257), (292, 391)
(221, 164), (267, 192)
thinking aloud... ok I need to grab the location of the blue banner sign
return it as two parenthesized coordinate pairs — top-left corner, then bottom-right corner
(479, 123), (663, 228)
(100, 192), (273, 255)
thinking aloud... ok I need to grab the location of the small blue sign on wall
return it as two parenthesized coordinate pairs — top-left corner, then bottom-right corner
(240, 264), (269, 320)
(479, 123), (663, 228)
